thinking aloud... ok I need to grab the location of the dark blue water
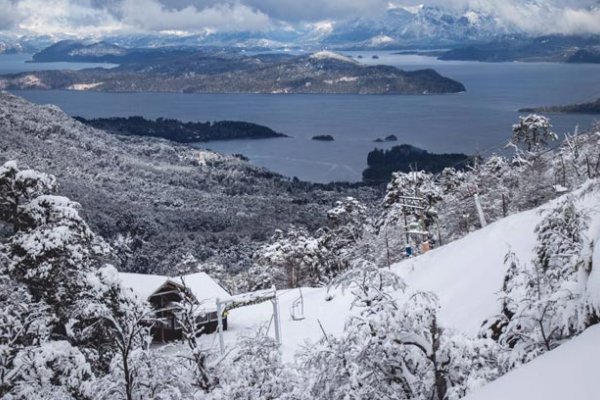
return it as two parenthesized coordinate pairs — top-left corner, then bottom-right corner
(0, 54), (117, 75)
(6, 52), (600, 182)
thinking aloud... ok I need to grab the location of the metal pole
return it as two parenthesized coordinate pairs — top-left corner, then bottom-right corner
(216, 298), (224, 355)
(271, 287), (281, 345)
(299, 287), (304, 316)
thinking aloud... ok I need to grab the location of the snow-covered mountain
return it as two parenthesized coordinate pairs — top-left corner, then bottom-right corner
(0, 4), (525, 53)
(317, 5), (518, 48)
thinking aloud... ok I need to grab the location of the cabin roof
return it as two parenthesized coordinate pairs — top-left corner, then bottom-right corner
(119, 272), (232, 312)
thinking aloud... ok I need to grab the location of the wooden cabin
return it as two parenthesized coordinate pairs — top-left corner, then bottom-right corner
(119, 272), (232, 342)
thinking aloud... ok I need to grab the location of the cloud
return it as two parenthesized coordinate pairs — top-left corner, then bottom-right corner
(0, 0), (599, 36)
(8, 0), (125, 35)
(159, 0), (390, 22)
(0, 0), (22, 30)
(120, 0), (269, 33)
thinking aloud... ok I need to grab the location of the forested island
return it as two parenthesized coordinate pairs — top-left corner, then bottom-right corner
(0, 43), (466, 95)
(438, 35), (600, 63)
(74, 116), (288, 143)
(363, 144), (474, 184)
(519, 98), (600, 114)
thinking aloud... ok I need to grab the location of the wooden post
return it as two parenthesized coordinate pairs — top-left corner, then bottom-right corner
(216, 298), (224, 355)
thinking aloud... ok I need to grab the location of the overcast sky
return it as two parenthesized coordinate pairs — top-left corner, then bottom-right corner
(0, 0), (599, 36)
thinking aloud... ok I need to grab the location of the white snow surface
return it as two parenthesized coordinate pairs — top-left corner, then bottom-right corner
(464, 324), (600, 400)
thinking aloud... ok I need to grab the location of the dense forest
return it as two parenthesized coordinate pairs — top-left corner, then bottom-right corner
(74, 116), (288, 143)
(362, 144), (474, 184)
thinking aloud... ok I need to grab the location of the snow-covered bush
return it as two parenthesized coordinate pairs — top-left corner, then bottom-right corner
(96, 347), (192, 400)
(483, 195), (598, 369)
(301, 262), (500, 400)
(210, 332), (295, 400)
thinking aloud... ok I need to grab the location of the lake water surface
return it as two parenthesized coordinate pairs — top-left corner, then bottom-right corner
(5, 52), (600, 182)
(0, 53), (117, 75)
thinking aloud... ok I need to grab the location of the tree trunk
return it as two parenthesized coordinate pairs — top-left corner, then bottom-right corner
(430, 315), (447, 400)
(123, 349), (133, 400)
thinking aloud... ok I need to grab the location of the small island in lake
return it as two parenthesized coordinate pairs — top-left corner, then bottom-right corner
(75, 116), (288, 143)
(312, 135), (335, 141)
(374, 134), (398, 143)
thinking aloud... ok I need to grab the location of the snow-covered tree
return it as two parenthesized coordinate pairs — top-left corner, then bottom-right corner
(556, 128), (600, 189)
(321, 197), (370, 266)
(9, 341), (95, 400)
(173, 284), (215, 392)
(0, 162), (161, 398)
(88, 278), (155, 400)
(302, 261), (500, 400)
(509, 114), (557, 155)
(252, 227), (336, 288)
(382, 170), (443, 232)
(0, 161), (55, 234)
(96, 346), (192, 400)
(210, 332), (294, 400)
(0, 276), (54, 397)
(487, 197), (595, 369)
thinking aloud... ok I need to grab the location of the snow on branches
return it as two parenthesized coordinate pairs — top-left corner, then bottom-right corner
(509, 114), (558, 155)
(301, 261), (500, 400)
(482, 195), (597, 369)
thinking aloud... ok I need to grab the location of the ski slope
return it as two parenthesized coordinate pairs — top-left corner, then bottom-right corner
(217, 206), (543, 362)
(203, 183), (600, 370)
(464, 324), (600, 400)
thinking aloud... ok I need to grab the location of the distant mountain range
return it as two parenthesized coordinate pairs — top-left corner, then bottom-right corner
(0, 4), (564, 53)
(0, 49), (466, 94)
(2, 3), (599, 65)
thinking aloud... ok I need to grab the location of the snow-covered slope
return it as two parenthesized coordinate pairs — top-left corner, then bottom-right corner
(391, 207), (540, 336)
(214, 182), (600, 362)
(464, 324), (600, 400)
(221, 208), (538, 361)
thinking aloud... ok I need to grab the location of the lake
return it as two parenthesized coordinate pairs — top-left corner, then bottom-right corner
(5, 52), (600, 183)
(0, 53), (117, 75)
